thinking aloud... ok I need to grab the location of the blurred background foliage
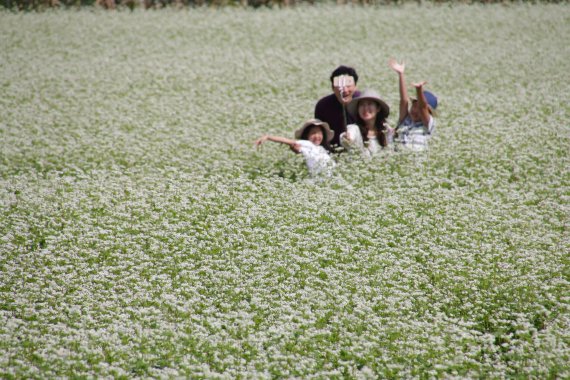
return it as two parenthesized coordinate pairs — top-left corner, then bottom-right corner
(1, 0), (565, 11)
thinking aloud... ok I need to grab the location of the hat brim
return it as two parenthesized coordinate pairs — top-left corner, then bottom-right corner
(295, 119), (334, 142)
(347, 97), (390, 120)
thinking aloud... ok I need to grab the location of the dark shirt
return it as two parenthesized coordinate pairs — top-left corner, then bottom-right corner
(314, 91), (361, 147)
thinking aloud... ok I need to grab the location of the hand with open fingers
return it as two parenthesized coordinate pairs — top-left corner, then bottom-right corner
(254, 135), (268, 147)
(291, 143), (301, 154)
(389, 58), (405, 74)
(412, 81), (427, 89)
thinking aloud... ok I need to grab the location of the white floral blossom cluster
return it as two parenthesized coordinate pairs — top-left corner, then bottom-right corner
(1, 4), (569, 379)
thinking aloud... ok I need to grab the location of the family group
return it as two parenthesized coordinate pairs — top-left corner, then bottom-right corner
(255, 59), (438, 177)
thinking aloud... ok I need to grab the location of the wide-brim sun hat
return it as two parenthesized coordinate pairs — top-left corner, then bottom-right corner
(294, 119), (334, 142)
(347, 89), (390, 119)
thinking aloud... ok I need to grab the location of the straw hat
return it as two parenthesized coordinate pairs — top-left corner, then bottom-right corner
(347, 89), (390, 119)
(294, 119), (334, 142)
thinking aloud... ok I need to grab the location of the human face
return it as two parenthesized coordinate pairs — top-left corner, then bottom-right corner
(410, 99), (421, 122)
(306, 125), (324, 146)
(358, 99), (380, 124)
(332, 77), (356, 105)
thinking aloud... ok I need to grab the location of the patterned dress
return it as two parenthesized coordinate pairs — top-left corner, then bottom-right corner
(394, 115), (436, 151)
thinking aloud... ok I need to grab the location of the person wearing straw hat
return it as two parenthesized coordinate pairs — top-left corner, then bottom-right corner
(254, 119), (336, 177)
(389, 58), (438, 151)
(340, 89), (390, 157)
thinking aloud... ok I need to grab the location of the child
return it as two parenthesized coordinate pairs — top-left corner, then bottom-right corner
(388, 58), (438, 151)
(254, 119), (335, 177)
(339, 88), (390, 157)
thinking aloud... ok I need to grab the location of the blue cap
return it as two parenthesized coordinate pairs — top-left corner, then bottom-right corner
(423, 91), (438, 110)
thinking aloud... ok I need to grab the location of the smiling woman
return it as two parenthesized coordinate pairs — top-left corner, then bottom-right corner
(0, 3), (569, 379)
(340, 88), (390, 156)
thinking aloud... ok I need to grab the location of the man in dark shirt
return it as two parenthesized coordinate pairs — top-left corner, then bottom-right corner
(314, 65), (361, 149)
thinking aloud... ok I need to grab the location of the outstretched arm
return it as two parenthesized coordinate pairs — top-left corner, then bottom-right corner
(254, 135), (301, 153)
(412, 81), (431, 129)
(389, 58), (409, 125)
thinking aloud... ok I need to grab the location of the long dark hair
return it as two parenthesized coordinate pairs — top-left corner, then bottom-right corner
(301, 125), (331, 152)
(356, 111), (389, 147)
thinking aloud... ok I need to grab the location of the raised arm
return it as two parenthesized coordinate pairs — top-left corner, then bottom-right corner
(389, 58), (409, 125)
(254, 135), (301, 153)
(412, 81), (431, 129)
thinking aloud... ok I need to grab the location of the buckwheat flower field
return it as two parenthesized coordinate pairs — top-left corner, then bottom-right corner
(1, 3), (569, 378)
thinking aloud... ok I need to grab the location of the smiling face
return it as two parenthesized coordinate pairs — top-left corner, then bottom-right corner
(358, 99), (380, 124)
(305, 125), (324, 146)
(410, 99), (421, 122)
(332, 77), (357, 105)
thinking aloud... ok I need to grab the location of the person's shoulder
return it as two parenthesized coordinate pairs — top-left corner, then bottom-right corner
(315, 94), (336, 116)
(316, 93), (336, 105)
(298, 140), (328, 154)
(297, 139), (316, 149)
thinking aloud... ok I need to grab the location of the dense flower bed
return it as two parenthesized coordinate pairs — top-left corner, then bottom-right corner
(1, 4), (569, 378)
